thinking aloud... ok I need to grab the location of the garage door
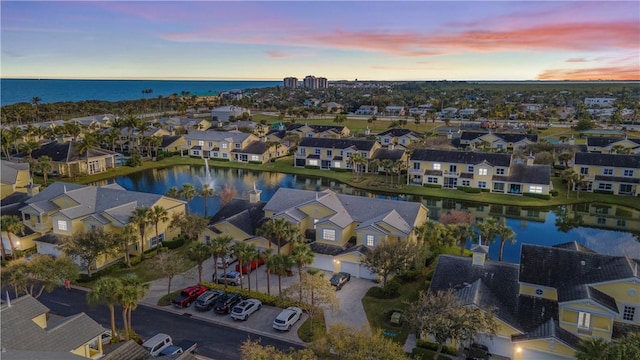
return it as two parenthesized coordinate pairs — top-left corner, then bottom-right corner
(520, 349), (572, 360)
(310, 254), (333, 273)
(340, 261), (359, 278)
(358, 264), (377, 280)
(474, 335), (513, 359)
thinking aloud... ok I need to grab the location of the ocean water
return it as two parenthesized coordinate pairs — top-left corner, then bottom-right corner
(0, 79), (282, 106)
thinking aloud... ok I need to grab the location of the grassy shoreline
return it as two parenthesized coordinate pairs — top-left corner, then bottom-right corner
(65, 155), (640, 211)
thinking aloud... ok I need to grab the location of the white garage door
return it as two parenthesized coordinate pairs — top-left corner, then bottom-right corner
(520, 349), (573, 360)
(359, 264), (377, 280)
(310, 254), (333, 273)
(474, 335), (513, 359)
(340, 261), (359, 278)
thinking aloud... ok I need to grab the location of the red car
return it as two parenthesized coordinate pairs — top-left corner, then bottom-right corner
(170, 285), (208, 308)
(235, 259), (265, 274)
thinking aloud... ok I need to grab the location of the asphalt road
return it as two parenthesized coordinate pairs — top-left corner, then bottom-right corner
(35, 288), (305, 360)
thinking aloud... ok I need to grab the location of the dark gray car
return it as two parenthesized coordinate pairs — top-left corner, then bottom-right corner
(194, 290), (225, 311)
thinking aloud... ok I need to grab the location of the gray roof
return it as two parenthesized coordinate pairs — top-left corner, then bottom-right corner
(1, 350), (86, 360)
(372, 148), (405, 161)
(1, 160), (29, 185)
(460, 131), (538, 143)
(586, 137), (640, 147)
(231, 140), (268, 155)
(299, 138), (377, 151)
(102, 340), (151, 360)
(1, 296), (105, 353)
(411, 149), (512, 167)
(185, 130), (252, 142)
(511, 318), (581, 349)
(501, 163), (551, 185)
(209, 199), (266, 237)
(575, 152), (640, 168)
(376, 128), (422, 138)
(26, 141), (118, 162)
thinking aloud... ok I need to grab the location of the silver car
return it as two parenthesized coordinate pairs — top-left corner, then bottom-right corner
(215, 271), (243, 286)
(272, 306), (303, 331)
(230, 299), (262, 321)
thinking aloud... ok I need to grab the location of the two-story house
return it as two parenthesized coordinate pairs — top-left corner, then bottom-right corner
(184, 130), (260, 161)
(355, 105), (378, 115)
(429, 242), (640, 360)
(573, 152), (639, 196)
(263, 188), (428, 279)
(295, 138), (382, 171)
(376, 128), (423, 149)
(585, 137), (640, 154)
(409, 149), (552, 195)
(459, 131), (538, 151)
(19, 182), (185, 272)
(286, 123), (350, 139)
(1, 295), (107, 359)
(1, 160), (31, 199)
(384, 105), (405, 116)
(25, 141), (119, 177)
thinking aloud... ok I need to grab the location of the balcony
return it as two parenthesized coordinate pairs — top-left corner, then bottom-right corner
(444, 170), (460, 176)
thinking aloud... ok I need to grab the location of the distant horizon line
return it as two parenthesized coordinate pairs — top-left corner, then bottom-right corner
(2, 77), (639, 83)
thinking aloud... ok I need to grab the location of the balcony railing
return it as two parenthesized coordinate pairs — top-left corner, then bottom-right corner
(444, 170), (460, 176)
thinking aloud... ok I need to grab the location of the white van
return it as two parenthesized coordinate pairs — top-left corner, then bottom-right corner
(141, 333), (172, 357)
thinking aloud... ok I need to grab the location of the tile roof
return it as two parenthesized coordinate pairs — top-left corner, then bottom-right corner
(511, 318), (581, 349)
(586, 137), (640, 147)
(552, 241), (596, 253)
(372, 148), (405, 161)
(299, 138), (377, 151)
(102, 340), (151, 360)
(574, 152), (640, 168)
(557, 285), (619, 313)
(504, 164), (551, 185)
(27, 141), (117, 162)
(411, 149), (512, 167)
(208, 199), (266, 236)
(231, 140), (268, 155)
(1, 160), (29, 185)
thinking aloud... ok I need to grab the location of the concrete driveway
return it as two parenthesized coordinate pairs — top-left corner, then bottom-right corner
(323, 276), (376, 332)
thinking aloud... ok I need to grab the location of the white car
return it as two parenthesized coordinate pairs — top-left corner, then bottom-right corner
(216, 253), (237, 268)
(272, 306), (303, 331)
(230, 299), (262, 321)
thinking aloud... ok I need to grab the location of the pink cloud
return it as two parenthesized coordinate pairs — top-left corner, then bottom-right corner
(264, 50), (293, 59)
(537, 66), (640, 81)
(566, 58), (588, 63)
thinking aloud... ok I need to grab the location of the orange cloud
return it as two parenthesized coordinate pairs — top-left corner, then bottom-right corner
(537, 66), (640, 81)
(566, 58), (588, 63)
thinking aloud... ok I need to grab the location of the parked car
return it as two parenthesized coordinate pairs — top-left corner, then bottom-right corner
(216, 253), (237, 268)
(235, 258), (265, 274)
(215, 270), (243, 286)
(273, 306), (303, 331)
(99, 330), (113, 345)
(170, 285), (208, 308)
(213, 292), (243, 314)
(465, 343), (492, 360)
(330, 272), (351, 290)
(194, 290), (225, 311)
(159, 339), (197, 356)
(230, 299), (262, 321)
(141, 333), (172, 357)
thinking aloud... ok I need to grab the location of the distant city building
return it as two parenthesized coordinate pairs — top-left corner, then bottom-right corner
(302, 75), (329, 89)
(584, 97), (616, 107)
(283, 77), (298, 89)
(317, 77), (328, 89)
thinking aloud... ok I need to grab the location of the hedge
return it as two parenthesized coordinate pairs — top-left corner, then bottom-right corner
(305, 166), (320, 170)
(523, 192), (552, 200)
(549, 190), (559, 197)
(249, 161), (263, 165)
(458, 186), (482, 193)
(423, 184), (442, 189)
(593, 190), (614, 195)
(200, 281), (305, 309)
(162, 237), (185, 250)
(415, 339), (459, 356)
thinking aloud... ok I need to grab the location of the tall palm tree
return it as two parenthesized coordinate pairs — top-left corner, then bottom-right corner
(8, 126), (23, 156)
(129, 207), (151, 260)
(76, 133), (98, 175)
(210, 235), (233, 287)
(257, 218), (297, 255)
(31, 96), (41, 122)
(244, 244), (259, 291)
(452, 223), (475, 256)
(87, 276), (121, 340)
(117, 225), (137, 267)
(106, 127), (121, 152)
(262, 248), (274, 296)
(147, 205), (169, 252)
(1, 215), (24, 258)
(477, 217), (500, 246)
(186, 242), (212, 283)
(116, 274), (149, 341)
(575, 337), (610, 360)
(165, 186), (180, 199)
(1, 128), (14, 159)
(200, 183), (215, 217)
(270, 254), (293, 297)
(496, 223), (516, 262)
(232, 241), (250, 290)
(291, 244), (315, 301)
(179, 183), (197, 213)
(63, 121), (82, 141)
(35, 155), (53, 185)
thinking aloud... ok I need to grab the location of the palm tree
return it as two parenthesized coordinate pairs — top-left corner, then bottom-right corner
(35, 155), (53, 185)
(496, 224), (516, 261)
(477, 217), (500, 246)
(8, 126), (23, 156)
(262, 248), (274, 296)
(63, 121), (82, 141)
(87, 276), (121, 340)
(571, 172), (587, 200)
(106, 127), (121, 152)
(179, 183), (197, 213)
(270, 254), (293, 297)
(451, 223), (475, 256)
(76, 133), (98, 175)
(394, 159), (407, 185)
(244, 244), (259, 291)
(165, 186), (180, 199)
(116, 225), (137, 267)
(575, 337), (611, 360)
(186, 242), (212, 283)
(18, 140), (40, 164)
(561, 169), (577, 199)
(1, 129), (14, 159)
(257, 218), (297, 255)
(291, 244), (315, 301)
(147, 205), (169, 252)
(382, 159), (394, 185)
(210, 235), (233, 287)
(200, 183), (215, 217)
(1, 215), (24, 258)
(129, 207), (151, 260)
(116, 274), (149, 341)
(232, 241), (250, 290)
(31, 96), (41, 122)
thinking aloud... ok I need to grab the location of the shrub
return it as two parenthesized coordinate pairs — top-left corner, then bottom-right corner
(382, 279), (401, 298)
(77, 262), (124, 283)
(366, 286), (386, 299)
(425, 269), (435, 281)
(549, 190), (559, 197)
(458, 186), (482, 193)
(126, 154), (142, 167)
(305, 165), (320, 170)
(162, 237), (185, 250)
(415, 339), (458, 356)
(396, 268), (422, 283)
(523, 192), (551, 200)
(423, 184), (442, 189)
(412, 347), (450, 360)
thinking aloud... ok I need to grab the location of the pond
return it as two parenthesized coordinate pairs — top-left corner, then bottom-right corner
(92, 164), (640, 264)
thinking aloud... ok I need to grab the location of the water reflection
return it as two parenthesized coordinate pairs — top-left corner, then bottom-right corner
(94, 165), (640, 263)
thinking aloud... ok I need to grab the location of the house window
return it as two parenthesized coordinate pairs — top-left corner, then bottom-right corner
(617, 219), (626, 227)
(192, 150), (200, 156)
(580, 167), (589, 175)
(204, 235), (211, 244)
(495, 168), (505, 175)
(188, 140), (191, 147)
(366, 235), (375, 246)
(299, 148), (306, 155)
(620, 184), (633, 194)
(623, 306), (636, 321)
(461, 180), (471, 187)
(598, 183), (612, 190)
(535, 289), (544, 296)
(427, 177), (438, 184)
(603, 168), (613, 175)
(327, 150), (332, 156)
(213, 152), (219, 157)
(334, 162), (341, 168)
(494, 182), (504, 192)
(529, 186), (543, 194)
(314, 148), (321, 155)
(449, 165), (457, 173)
(478, 181), (487, 188)
(222, 153), (228, 158)
(361, 152), (367, 157)
(384, 138), (390, 143)
(467, 165), (474, 173)
(433, 163), (441, 170)
(56, 220), (68, 231)
(624, 169), (634, 177)
(597, 217), (606, 225)
(208, 141), (213, 148)
(309, 159), (318, 166)
(478, 168), (488, 176)
(413, 162), (420, 170)
(150, 233), (165, 248)
(198, 140), (204, 146)
(235, 143), (240, 149)
(222, 143), (228, 149)
(250, 155), (260, 161)
(322, 229), (336, 241)
(577, 312), (591, 330)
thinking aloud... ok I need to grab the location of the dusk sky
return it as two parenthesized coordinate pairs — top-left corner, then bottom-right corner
(2, 1), (639, 81)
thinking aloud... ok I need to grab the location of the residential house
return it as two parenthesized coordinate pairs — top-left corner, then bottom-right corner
(409, 149), (552, 195)
(1, 160), (31, 199)
(355, 105), (378, 115)
(184, 130), (259, 161)
(1, 295), (107, 359)
(376, 128), (423, 149)
(295, 138), (382, 171)
(459, 131), (538, 151)
(429, 242), (640, 359)
(287, 123), (350, 139)
(72, 114), (115, 130)
(572, 152), (639, 196)
(263, 188), (428, 278)
(158, 135), (186, 154)
(321, 102), (343, 113)
(303, 98), (321, 107)
(458, 108), (477, 118)
(210, 105), (250, 122)
(19, 182), (185, 271)
(521, 104), (543, 113)
(384, 106), (405, 116)
(231, 140), (289, 164)
(585, 137), (640, 154)
(584, 97), (616, 107)
(25, 141), (118, 177)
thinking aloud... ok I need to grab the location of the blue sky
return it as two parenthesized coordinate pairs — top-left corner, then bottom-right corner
(2, 1), (638, 81)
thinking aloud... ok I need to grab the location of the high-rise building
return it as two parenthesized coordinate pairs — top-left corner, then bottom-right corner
(317, 77), (328, 89)
(303, 75), (318, 89)
(283, 77), (298, 89)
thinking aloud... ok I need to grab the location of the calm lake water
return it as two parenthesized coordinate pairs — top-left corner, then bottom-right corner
(93, 164), (640, 263)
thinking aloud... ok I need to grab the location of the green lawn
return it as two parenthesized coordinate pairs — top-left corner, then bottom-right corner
(297, 311), (327, 343)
